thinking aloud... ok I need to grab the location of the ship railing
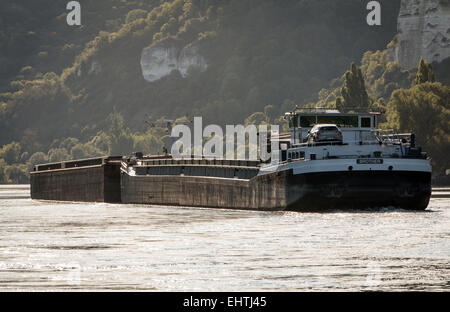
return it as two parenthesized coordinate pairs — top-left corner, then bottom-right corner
(33, 155), (121, 172)
(294, 139), (382, 148)
(138, 158), (261, 168)
(284, 153), (417, 163)
(375, 129), (413, 145)
(293, 130), (413, 147)
(294, 140), (346, 147)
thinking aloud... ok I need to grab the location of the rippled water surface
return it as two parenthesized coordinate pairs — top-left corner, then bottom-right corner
(0, 185), (449, 291)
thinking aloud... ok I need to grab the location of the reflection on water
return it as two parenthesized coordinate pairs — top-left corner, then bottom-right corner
(0, 185), (449, 291)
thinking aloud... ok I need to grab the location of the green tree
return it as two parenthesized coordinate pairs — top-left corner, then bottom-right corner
(125, 9), (147, 24)
(386, 82), (450, 174)
(0, 159), (8, 183)
(70, 142), (103, 160)
(263, 105), (276, 122)
(27, 152), (48, 172)
(244, 112), (269, 126)
(47, 148), (70, 163)
(335, 96), (344, 112)
(91, 132), (111, 154)
(5, 164), (28, 184)
(414, 57), (436, 85)
(107, 110), (133, 155)
(0, 142), (21, 164)
(59, 138), (80, 151)
(132, 133), (163, 155)
(340, 63), (370, 110)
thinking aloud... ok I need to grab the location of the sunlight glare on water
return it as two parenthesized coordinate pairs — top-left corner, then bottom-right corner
(0, 185), (449, 291)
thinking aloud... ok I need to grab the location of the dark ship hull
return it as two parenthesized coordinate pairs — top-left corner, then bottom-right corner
(120, 168), (431, 211)
(285, 170), (431, 211)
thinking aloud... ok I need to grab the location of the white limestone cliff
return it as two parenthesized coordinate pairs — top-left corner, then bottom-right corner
(140, 43), (207, 82)
(393, 0), (450, 69)
(177, 45), (207, 77)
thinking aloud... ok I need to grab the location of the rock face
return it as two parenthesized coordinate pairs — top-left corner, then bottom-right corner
(393, 0), (450, 69)
(89, 61), (102, 75)
(140, 43), (207, 82)
(177, 45), (208, 77)
(76, 60), (101, 77)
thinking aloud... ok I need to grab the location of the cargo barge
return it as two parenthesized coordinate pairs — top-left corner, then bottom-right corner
(31, 110), (432, 211)
(30, 156), (122, 203)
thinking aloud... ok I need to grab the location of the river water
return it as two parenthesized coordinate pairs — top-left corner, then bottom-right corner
(0, 185), (449, 291)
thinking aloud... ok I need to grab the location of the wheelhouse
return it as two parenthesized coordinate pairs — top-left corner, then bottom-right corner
(285, 109), (380, 145)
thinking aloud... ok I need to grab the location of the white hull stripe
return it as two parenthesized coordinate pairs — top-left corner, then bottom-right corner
(259, 158), (432, 175)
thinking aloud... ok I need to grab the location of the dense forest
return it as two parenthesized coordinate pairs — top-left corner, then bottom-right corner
(0, 0), (449, 183)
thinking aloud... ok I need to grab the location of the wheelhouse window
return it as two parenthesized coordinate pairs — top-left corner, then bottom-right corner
(299, 115), (358, 128)
(299, 116), (316, 127)
(360, 117), (371, 128)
